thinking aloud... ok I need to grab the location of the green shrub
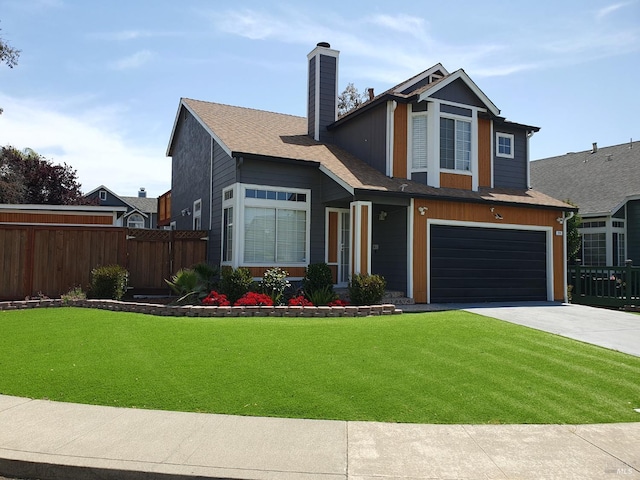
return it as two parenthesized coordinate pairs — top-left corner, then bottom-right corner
(193, 262), (220, 292)
(220, 267), (255, 304)
(303, 263), (334, 294)
(260, 267), (290, 305)
(90, 265), (128, 300)
(306, 285), (338, 306)
(348, 273), (386, 306)
(61, 286), (86, 305)
(165, 263), (221, 305)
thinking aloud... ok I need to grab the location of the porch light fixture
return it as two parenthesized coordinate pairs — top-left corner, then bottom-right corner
(378, 211), (388, 221)
(181, 208), (191, 216)
(557, 217), (564, 224)
(418, 206), (428, 216)
(490, 207), (503, 220)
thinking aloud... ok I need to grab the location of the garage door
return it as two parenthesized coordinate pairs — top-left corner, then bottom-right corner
(430, 225), (547, 303)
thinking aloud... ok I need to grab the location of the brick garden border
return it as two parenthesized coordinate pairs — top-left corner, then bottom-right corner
(0, 299), (401, 317)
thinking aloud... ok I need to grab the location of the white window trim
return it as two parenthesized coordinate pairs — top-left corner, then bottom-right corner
(193, 198), (202, 230)
(409, 111), (429, 174)
(439, 114), (473, 173)
(579, 216), (626, 266)
(496, 132), (515, 159)
(222, 183), (311, 268)
(99, 190), (107, 201)
(127, 213), (145, 229)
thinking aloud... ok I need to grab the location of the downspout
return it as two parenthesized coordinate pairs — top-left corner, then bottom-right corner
(209, 137), (214, 230)
(563, 211), (575, 303)
(526, 130), (535, 189)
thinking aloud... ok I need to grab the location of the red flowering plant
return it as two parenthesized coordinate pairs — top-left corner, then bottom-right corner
(202, 291), (230, 306)
(234, 291), (274, 306)
(328, 299), (349, 307)
(288, 295), (313, 307)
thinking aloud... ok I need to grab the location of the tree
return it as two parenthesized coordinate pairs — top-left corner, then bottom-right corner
(337, 83), (369, 116)
(565, 202), (582, 264)
(0, 146), (90, 205)
(0, 22), (20, 115)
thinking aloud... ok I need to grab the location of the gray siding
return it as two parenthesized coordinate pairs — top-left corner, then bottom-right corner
(493, 127), (528, 189)
(208, 142), (237, 264)
(307, 56), (316, 138)
(627, 200), (640, 264)
(431, 78), (485, 108)
(318, 54), (336, 143)
(170, 107), (237, 264)
(331, 103), (387, 174)
(372, 204), (407, 293)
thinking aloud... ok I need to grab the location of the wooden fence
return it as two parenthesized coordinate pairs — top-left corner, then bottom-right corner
(0, 225), (207, 300)
(569, 263), (640, 308)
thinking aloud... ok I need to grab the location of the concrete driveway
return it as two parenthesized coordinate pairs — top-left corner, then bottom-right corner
(461, 302), (640, 357)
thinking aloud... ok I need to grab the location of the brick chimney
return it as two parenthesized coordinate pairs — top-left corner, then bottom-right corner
(307, 42), (339, 142)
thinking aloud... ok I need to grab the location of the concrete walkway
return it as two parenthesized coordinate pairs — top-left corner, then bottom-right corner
(1, 302), (640, 479)
(0, 395), (639, 480)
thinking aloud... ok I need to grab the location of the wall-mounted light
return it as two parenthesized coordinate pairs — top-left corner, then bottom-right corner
(181, 208), (192, 216)
(418, 206), (428, 216)
(556, 217), (564, 224)
(378, 211), (388, 221)
(490, 207), (503, 220)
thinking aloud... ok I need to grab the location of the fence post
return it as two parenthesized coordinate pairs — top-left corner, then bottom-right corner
(624, 259), (633, 305)
(574, 263), (582, 298)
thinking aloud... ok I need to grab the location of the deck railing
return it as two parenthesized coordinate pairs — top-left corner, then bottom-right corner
(569, 262), (640, 307)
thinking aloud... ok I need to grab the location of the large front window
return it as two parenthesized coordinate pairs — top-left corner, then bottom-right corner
(440, 117), (471, 171)
(222, 184), (310, 266)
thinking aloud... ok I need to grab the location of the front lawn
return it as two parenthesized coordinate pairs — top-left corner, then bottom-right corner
(0, 307), (639, 424)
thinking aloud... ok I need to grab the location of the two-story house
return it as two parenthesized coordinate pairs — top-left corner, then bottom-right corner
(167, 42), (574, 303)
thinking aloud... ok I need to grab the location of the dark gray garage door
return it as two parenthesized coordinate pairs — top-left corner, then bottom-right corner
(430, 225), (547, 303)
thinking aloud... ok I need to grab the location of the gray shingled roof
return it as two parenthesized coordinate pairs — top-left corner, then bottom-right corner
(121, 196), (157, 214)
(530, 141), (640, 215)
(177, 98), (571, 210)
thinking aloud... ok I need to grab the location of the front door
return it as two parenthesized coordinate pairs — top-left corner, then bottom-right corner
(327, 208), (350, 286)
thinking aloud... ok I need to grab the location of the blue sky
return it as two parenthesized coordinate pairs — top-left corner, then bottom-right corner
(0, 0), (638, 198)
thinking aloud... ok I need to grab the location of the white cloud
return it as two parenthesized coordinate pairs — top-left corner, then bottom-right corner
(0, 94), (170, 197)
(595, 1), (634, 20)
(205, 5), (640, 84)
(110, 50), (153, 70)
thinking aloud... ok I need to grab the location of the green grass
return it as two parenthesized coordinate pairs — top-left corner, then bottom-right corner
(1, 307), (639, 424)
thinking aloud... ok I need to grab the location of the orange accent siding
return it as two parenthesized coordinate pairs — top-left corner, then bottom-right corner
(412, 199), (565, 303)
(439, 173), (472, 190)
(244, 266), (307, 278)
(393, 103), (408, 178)
(360, 205), (369, 275)
(327, 211), (338, 263)
(328, 264), (338, 284)
(478, 118), (492, 187)
(0, 212), (114, 225)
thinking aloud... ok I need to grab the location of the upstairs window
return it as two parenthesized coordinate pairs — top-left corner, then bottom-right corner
(411, 114), (428, 171)
(99, 190), (107, 201)
(496, 132), (514, 158)
(440, 117), (471, 171)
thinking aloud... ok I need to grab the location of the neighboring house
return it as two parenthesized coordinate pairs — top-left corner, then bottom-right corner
(531, 141), (640, 267)
(85, 185), (158, 229)
(166, 42), (574, 303)
(0, 203), (126, 225)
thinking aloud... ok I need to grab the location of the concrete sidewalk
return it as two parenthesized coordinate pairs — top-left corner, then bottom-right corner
(0, 395), (639, 480)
